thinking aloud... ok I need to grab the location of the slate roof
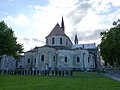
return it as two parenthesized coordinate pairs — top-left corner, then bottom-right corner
(72, 43), (97, 49)
(46, 23), (66, 37)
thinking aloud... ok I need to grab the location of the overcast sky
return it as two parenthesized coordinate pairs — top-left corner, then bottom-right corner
(0, 0), (120, 51)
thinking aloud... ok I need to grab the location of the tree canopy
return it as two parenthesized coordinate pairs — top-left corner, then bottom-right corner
(100, 20), (120, 67)
(0, 21), (23, 59)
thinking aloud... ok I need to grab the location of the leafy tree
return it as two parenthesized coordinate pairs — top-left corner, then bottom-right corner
(100, 20), (120, 67)
(0, 21), (24, 59)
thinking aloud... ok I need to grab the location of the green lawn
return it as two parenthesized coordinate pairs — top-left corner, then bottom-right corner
(0, 72), (120, 90)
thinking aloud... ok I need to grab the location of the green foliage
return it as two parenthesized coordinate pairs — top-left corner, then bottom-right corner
(100, 23), (120, 66)
(0, 73), (120, 90)
(0, 21), (24, 59)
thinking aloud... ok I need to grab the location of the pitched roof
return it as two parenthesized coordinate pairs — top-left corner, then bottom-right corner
(46, 23), (66, 37)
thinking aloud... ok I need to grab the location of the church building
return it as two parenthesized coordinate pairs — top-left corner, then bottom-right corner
(18, 17), (101, 71)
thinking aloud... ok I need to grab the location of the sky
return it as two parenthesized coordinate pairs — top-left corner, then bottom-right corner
(0, 0), (120, 51)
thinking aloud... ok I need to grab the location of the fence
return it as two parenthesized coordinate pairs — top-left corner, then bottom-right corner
(0, 70), (73, 76)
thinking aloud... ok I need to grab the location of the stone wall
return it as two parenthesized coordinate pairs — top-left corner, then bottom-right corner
(0, 55), (16, 70)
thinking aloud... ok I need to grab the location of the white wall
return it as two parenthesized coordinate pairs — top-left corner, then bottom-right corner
(46, 35), (72, 47)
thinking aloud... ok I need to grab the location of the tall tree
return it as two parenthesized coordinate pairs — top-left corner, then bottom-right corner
(100, 20), (120, 67)
(0, 21), (23, 59)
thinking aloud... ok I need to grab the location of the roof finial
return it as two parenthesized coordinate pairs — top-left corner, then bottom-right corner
(61, 16), (65, 32)
(75, 34), (78, 44)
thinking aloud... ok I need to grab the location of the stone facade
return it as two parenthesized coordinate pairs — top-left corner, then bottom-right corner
(0, 55), (16, 70)
(17, 17), (101, 71)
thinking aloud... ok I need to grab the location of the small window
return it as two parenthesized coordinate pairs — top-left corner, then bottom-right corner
(27, 58), (30, 63)
(20, 65), (22, 68)
(52, 37), (55, 44)
(77, 57), (80, 62)
(34, 58), (36, 63)
(53, 56), (55, 62)
(41, 55), (44, 61)
(65, 57), (67, 62)
(60, 38), (62, 44)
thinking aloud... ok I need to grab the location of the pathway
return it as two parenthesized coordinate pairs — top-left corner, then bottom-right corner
(104, 71), (120, 82)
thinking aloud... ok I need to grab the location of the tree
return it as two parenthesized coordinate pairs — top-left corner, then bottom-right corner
(0, 21), (24, 59)
(100, 20), (120, 67)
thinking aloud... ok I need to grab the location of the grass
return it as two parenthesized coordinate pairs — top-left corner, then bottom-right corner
(0, 72), (120, 90)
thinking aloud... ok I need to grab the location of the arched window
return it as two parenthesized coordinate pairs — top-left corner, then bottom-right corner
(65, 56), (67, 62)
(41, 55), (44, 61)
(52, 37), (55, 44)
(34, 58), (36, 63)
(27, 58), (30, 63)
(60, 37), (62, 44)
(53, 56), (55, 62)
(77, 57), (80, 63)
(20, 65), (22, 69)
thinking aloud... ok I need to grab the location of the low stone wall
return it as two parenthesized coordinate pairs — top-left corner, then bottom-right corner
(0, 70), (73, 76)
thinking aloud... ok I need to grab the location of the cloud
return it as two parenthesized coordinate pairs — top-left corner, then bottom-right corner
(3, 14), (29, 27)
(67, 2), (92, 26)
(14, 15), (29, 26)
(19, 38), (45, 51)
(22, 38), (30, 45)
(70, 29), (106, 43)
(9, 0), (13, 2)
(23, 38), (30, 41)
(85, 29), (106, 41)
(107, 0), (120, 6)
(1, 0), (120, 51)
(32, 38), (45, 44)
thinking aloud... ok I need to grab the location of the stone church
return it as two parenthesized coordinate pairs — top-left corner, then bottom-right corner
(17, 17), (101, 71)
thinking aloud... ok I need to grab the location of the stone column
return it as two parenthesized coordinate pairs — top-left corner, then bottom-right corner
(48, 52), (52, 68)
(35, 56), (39, 69)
